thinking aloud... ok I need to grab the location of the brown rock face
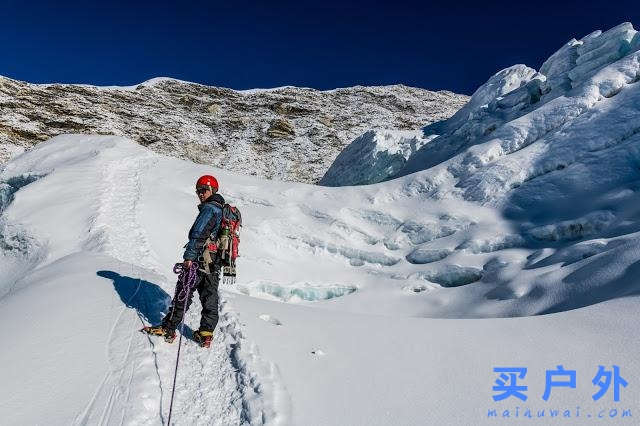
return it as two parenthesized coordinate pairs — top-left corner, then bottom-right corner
(0, 76), (469, 183)
(267, 118), (295, 138)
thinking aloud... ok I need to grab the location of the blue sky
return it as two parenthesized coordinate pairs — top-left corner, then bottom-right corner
(0, 0), (638, 94)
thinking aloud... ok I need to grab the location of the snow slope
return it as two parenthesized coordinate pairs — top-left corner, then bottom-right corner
(1, 134), (639, 425)
(0, 137), (288, 425)
(314, 23), (640, 317)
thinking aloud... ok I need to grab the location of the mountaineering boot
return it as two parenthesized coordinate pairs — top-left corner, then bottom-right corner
(141, 325), (177, 343)
(193, 330), (214, 348)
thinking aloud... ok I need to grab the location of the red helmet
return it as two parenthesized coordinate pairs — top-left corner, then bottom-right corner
(196, 175), (219, 191)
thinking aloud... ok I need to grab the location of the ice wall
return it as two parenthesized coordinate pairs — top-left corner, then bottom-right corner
(319, 129), (431, 186)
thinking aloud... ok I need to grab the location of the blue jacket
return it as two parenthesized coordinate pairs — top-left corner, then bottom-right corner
(183, 193), (225, 261)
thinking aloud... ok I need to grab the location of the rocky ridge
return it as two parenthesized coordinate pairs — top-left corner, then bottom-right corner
(0, 77), (468, 183)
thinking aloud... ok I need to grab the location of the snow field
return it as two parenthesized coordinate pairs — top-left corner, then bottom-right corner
(0, 137), (289, 425)
(1, 125), (640, 425)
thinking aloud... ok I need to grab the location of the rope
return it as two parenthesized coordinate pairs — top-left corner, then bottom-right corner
(167, 261), (198, 425)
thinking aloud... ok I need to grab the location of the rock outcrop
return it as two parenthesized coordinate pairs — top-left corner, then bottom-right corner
(0, 77), (468, 183)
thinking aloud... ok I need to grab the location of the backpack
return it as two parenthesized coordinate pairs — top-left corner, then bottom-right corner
(201, 203), (242, 284)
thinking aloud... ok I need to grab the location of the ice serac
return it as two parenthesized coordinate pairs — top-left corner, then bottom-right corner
(539, 38), (581, 93)
(632, 31), (640, 53)
(568, 22), (637, 86)
(444, 64), (539, 131)
(319, 129), (433, 186)
(319, 66), (538, 187)
(323, 23), (640, 191)
(397, 64), (542, 177)
(394, 22), (640, 202)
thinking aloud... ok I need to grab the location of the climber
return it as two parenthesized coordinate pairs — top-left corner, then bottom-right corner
(142, 175), (225, 348)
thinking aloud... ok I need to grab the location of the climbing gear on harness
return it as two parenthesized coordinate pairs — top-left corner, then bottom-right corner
(198, 203), (242, 284)
(220, 204), (242, 284)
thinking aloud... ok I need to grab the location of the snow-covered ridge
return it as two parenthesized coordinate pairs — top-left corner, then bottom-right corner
(0, 75), (468, 184)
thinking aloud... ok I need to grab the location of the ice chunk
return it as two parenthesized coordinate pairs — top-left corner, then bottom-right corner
(540, 39), (581, 77)
(443, 65), (538, 131)
(258, 314), (282, 325)
(386, 215), (472, 250)
(458, 234), (525, 254)
(577, 22), (636, 56)
(405, 248), (451, 264)
(482, 258), (509, 272)
(630, 31), (640, 54)
(399, 220), (457, 245)
(383, 235), (403, 250)
(298, 236), (401, 266)
(414, 265), (483, 287)
(319, 129), (431, 186)
(492, 78), (545, 110)
(238, 282), (357, 303)
(348, 209), (403, 229)
(531, 239), (627, 267)
(539, 39), (581, 92)
(349, 258), (365, 267)
(328, 220), (379, 246)
(527, 211), (616, 241)
(569, 23), (637, 85)
(580, 30), (603, 43)
(570, 44), (633, 84)
(0, 174), (48, 299)
(402, 282), (438, 293)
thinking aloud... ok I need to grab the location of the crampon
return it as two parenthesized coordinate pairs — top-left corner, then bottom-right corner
(141, 325), (177, 343)
(193, 330), (214, 348)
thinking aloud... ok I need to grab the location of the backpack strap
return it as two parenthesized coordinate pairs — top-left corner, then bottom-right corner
(207, 200), (224, 209)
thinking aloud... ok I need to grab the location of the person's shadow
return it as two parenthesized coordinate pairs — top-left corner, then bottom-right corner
(97, 270), (195, 339)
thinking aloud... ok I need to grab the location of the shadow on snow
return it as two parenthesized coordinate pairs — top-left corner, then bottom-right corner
(97, 270), (195, 339)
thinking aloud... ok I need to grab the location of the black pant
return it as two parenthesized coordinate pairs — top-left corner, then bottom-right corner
(162, 265), (220, 333)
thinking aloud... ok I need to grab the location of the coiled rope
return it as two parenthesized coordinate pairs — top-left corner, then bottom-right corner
(167, 261), (198, 425)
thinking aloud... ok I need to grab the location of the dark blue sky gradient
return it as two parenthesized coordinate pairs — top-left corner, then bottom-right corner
(0, 0), (638, 94)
